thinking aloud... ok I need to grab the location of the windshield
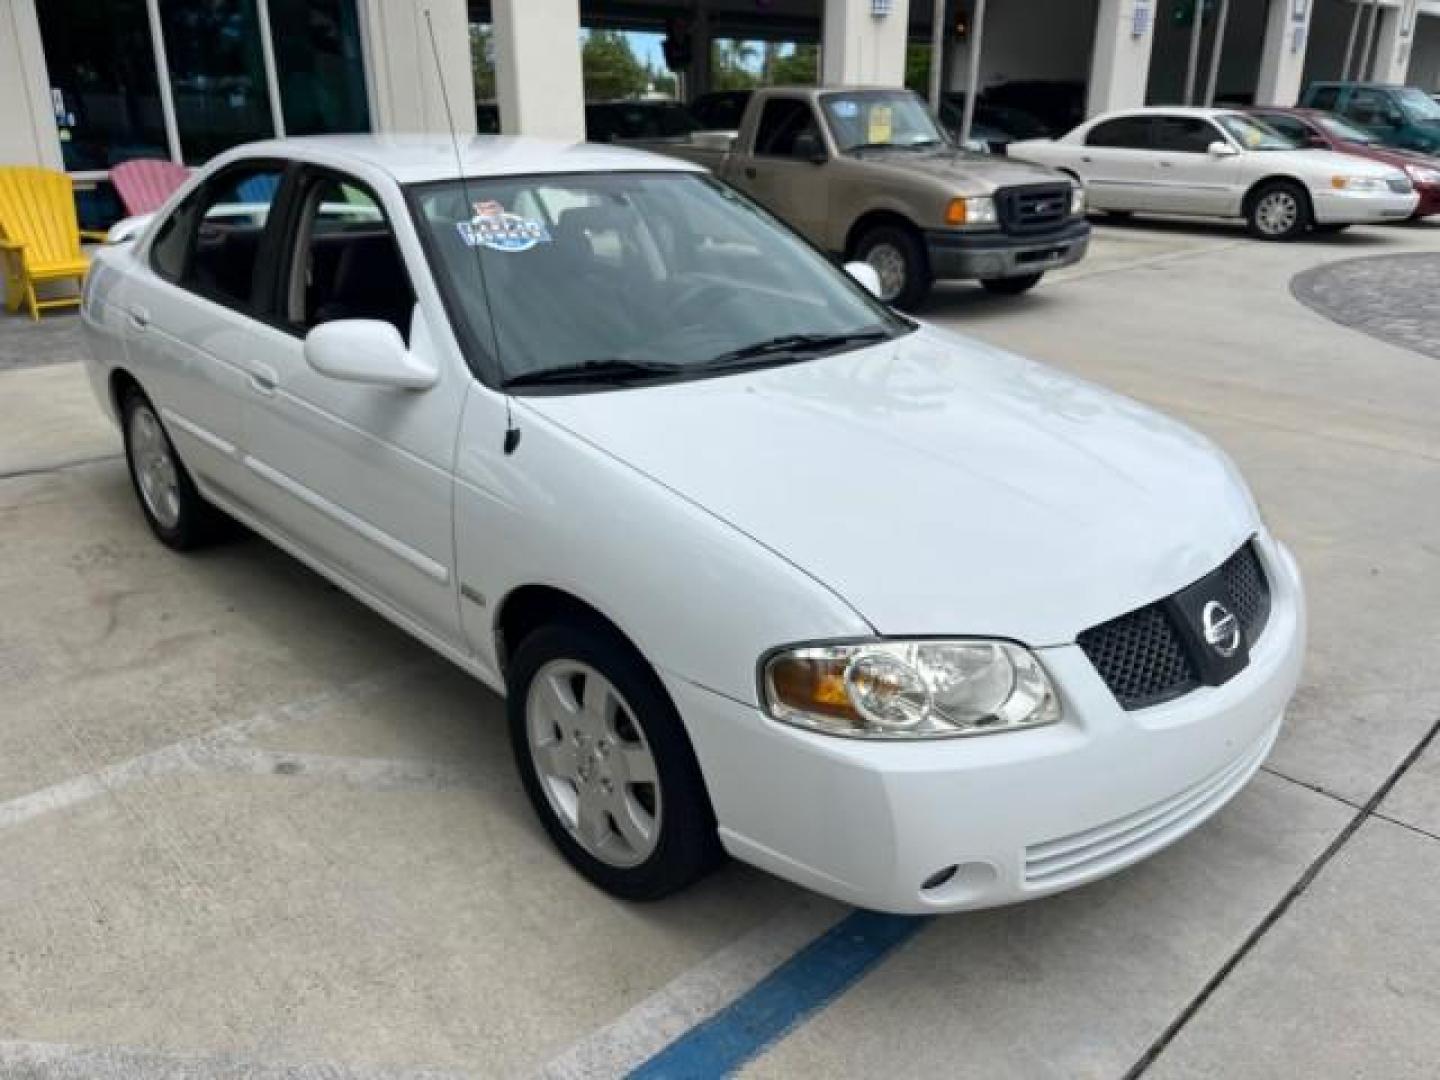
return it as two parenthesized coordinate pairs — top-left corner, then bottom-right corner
(1396, 86), (1440, 123)
(410, 172), (906, 389)
(821, 91), (946, 151)
(1316, 114), (1377, 143)
(1215, 113), (1297, 150)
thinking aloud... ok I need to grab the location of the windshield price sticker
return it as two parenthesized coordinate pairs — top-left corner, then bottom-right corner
(833, 100), (859, 119)
(458, 200), (552, 252)
(868, 105), (893, 145)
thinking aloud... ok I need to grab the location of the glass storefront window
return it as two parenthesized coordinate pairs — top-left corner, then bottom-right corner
(159, 0), (275, 161)
(268, 0), (370, 136)
(35, 0), (169, 171)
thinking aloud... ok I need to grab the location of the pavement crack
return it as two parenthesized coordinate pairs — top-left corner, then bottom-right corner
(1259, 765), (1364, 809)
(1124, 716), (1440, 1079)
(1370, 812), (1440, 845)
(0, 452), (124, 480)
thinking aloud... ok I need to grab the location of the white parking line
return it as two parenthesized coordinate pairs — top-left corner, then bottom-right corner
(0, 665), (420, 833)
(0, 1040), (472, 1079)
(535, 896), (849, 1079)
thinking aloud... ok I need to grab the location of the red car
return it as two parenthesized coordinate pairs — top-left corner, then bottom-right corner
(1246, 106), (1440, 220)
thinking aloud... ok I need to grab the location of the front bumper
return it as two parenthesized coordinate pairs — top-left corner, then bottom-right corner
(1311, 189), (1419, 224)
(923, 219), (1090, 282)
(669, 537), (1305, 915)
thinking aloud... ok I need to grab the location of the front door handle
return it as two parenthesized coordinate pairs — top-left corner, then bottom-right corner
(249, 365), (278, 395)
(1157, 160), (1174, 168)
(127, 305), (150, 330)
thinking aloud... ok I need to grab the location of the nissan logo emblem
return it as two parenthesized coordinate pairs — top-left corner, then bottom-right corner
(1202, 601), (1241, 658)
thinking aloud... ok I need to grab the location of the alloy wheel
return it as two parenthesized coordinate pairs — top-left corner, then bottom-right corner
(525, 659), (662, 869)
(128, 404), (182, 529)
(864, 242), (907, 303)
(1255, 191), (1299, 237)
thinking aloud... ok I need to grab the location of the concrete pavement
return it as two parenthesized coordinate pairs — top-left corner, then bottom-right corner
(2, 217), (1437, 1078)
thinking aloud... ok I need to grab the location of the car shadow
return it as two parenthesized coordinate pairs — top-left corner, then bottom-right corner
(1088, 213), (1417, 247)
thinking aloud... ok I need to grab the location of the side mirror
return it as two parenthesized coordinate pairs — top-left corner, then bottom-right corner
(1207, 140), (1239, 157)
(844, 261), (884, 299)
(303, 319), (437, 390)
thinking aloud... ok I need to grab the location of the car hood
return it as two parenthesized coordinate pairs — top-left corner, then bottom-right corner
(849, 146), (1069, 190)
(520, 326), (1259, 645)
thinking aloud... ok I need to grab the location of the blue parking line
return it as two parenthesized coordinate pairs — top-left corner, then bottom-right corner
(627, 910), (931, 1079)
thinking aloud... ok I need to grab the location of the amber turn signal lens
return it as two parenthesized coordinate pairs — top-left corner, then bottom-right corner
(767, 656), (856, 721)
(945, 198), (968, 226)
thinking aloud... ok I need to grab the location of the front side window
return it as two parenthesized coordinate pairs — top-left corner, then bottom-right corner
(1345, 89), (1394, 127)
(410, 172), (907, 388)
(283, 173), (414, 340)
(1309, 86), (1340, 111)
(1215, 114), (1296, 150)
(165, 164), (284, 309)
(821, 91), (945, 152)
(755, 100), (826, 158)
(1085, 116), (1152, 149)
(1150, 116), (1222, 153)
(1252, 114), (1312, 144)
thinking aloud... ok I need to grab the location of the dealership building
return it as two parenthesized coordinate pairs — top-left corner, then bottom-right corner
(2, 0), (1440, 222)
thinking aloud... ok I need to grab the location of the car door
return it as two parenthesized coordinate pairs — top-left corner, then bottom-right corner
(234, 165), (465, 644)
(1340, 87), (1399, 143)
(732, 97), (831, 243)
(119, 160), (289, 500)
(1074, 116), (1162, 210)
(1147, 115), (1241, 216)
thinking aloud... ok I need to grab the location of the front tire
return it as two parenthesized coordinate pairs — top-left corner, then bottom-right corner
(853, 223), (932, 310)
(980, 272), (1043, 296)
(119, 387), (220, 550)
(1247, 181), (1311, 241)
(508, 621), (722, 901)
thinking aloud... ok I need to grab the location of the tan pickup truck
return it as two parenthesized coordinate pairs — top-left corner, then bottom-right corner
(643, 86), (1091, 309)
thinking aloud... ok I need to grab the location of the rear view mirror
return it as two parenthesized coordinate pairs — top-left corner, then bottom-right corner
(304, 319), (437, 390)
(845, 261), (884, 299)
(1207, 140), (1239, 157)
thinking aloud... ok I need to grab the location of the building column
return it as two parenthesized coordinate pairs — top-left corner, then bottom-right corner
(822, 0), (913, 87)
(357, 0), (475, 136)
(1255, 0), (1314, 106)
(1370, 1), (1418, 83)
(1087, 0), (1156, 117)
(0, 0), (62, 168)
(493, 0), (584, 141)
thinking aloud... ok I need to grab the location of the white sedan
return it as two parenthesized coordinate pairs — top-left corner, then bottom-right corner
(1011, 106), (1417, 238)
(80, 135), (1304, 914)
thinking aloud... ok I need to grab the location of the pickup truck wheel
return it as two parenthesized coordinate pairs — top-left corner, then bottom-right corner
(508, 621), (723, 901)
(980, 273), (1043, 296)
(854, 224), (932, 310)
(1247, 181), (1311, 240)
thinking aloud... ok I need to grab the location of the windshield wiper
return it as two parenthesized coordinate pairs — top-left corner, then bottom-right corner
(503, 357), (685, 388)
(702, 330), (890, 371)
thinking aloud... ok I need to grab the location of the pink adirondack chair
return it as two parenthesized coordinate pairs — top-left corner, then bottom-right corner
(109, 159), (190, 216)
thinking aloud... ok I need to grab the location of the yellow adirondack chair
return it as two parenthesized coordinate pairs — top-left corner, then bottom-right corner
(0, 167), (107, 320)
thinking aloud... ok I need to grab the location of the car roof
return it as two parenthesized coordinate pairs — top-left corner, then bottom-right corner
(217, 134), (704, 185)
(1093, 106), (1243, 120)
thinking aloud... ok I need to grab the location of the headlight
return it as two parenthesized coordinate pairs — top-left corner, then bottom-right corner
(1405, 164), (1440, 186)
(761, 639), (1060, 739)
(945, 196), (998, 227)
(1330, 175), (1390, 192)
(1070, 184), (1086, 215)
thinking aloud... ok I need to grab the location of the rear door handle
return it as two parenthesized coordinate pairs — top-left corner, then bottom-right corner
(249, 364), (278, 395)
(1157, 160), (1174, 168)
(127, 304), (150, 330)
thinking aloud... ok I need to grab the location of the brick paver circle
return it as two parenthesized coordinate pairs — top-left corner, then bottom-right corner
(1291, 253), (1440, 362)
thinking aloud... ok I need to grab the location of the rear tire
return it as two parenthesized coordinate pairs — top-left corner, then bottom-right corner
(507, 620), (723, 902)
(119, 387), (222, 551)
(1246, 180), (1311, 241)
(853, 223), (932, 310)
(980, 273), (1044, 296)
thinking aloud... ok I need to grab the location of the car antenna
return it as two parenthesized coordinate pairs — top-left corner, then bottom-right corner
(423, 7), (520, 455)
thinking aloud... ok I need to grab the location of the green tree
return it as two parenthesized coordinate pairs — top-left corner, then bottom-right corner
(470, 24), (495, 101)
(770, 43), (819, 86)
(905, 43), (931, 97)
(711, 39), (760, 92)
(583, 30), (649, 100)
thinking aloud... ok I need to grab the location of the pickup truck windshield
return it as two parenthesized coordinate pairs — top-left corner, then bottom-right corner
(822, 91), (946, 152)
(410, 172), (906, 389)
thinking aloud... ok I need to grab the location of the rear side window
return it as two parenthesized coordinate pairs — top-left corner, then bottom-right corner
(161, 164), (285, 311)
(1309, 86), (1340, 111)
(1085, 116), (1151, 149)
(1150, 116), (1221, 153)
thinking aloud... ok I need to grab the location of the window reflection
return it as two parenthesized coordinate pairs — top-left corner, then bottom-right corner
(160, 0), (274, 161)
(35, 0), (169, 171)
(269, 0), (370, 136)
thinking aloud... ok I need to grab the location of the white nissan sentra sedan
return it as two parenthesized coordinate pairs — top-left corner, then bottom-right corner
(80, 136), (1305, 914)
(1011, 107), (1417, 238)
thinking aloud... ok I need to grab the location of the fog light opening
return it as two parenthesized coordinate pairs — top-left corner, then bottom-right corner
(921, 865), (959, 891)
